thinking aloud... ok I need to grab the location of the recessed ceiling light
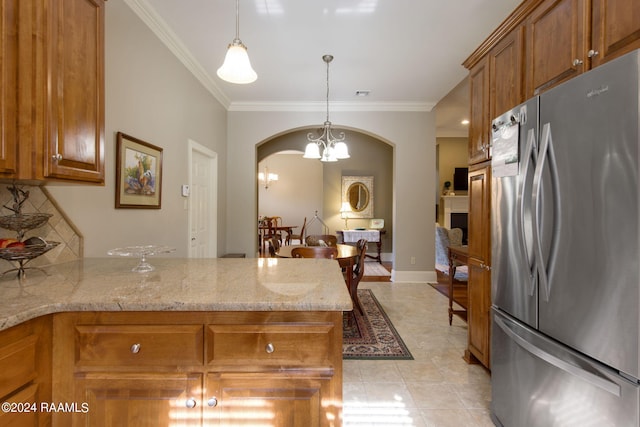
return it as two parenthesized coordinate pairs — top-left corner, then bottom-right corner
(461, 119), (470, 125)
(355, 90), (370, 97)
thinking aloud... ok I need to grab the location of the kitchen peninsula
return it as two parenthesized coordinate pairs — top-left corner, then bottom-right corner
(0, 258), (351, 426)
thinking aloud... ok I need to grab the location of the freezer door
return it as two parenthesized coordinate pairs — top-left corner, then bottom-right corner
(491, 309), (640, 427)
(536, 49), (640, 378)
(491, 98), (539, 328)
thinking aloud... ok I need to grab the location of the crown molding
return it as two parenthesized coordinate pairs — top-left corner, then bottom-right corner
(123, 0), (231, 109)
(228, 101), (436, 112)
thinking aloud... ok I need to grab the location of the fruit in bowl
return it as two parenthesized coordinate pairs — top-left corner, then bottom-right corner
(0, 238), (18, 248)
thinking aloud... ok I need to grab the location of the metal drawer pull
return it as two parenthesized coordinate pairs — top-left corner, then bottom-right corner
(52, 153), (63, 161)
(207, 397), (218, 407)
(587, 49), (599, 58)
(185, 398), (197, 408)
(572, 58), (583, 66)
(130, 343), (141, 354)
(265, 343), (275, 353)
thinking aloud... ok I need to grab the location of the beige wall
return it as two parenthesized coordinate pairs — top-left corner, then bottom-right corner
(46, 0), (227, 258)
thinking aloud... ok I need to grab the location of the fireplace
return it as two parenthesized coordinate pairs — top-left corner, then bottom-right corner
(451, 212), (468, 245)
(441, 195), (469, 244)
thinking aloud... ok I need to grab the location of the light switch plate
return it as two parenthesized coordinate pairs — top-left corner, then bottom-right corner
(181, 184), (190, 197)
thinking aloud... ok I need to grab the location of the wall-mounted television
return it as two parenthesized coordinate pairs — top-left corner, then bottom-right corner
(453, 167), (468, 191)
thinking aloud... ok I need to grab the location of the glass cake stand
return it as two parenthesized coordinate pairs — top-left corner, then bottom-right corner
(107, 245), (175, 272)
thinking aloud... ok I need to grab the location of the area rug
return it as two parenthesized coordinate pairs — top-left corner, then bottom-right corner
(363, 261), (391, 277)
(343, 289), (413, 360)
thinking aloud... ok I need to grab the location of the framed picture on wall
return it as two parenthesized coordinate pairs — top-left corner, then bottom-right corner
(115, 132), (163, 209)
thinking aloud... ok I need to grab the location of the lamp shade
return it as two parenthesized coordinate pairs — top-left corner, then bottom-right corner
(303, 142), (321, 159)
(217, 42), (257, 84)
(333, 141), (350, 159)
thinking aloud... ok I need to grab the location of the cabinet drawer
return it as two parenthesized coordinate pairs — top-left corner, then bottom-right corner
(75, 325), (203, 367)
(207, 324), (334, 367)
(0, 335), (37, 398)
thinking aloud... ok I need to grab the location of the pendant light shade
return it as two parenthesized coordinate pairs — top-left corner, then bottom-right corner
(217, 0), (257, 84)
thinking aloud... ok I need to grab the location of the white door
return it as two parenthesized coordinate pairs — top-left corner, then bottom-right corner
(189, 140), (217, 258)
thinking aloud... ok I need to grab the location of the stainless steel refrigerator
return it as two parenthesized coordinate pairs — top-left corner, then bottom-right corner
(490, 49), (640, 426)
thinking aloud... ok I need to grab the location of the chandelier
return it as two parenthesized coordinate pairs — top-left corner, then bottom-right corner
(303, 55), (349, 162)
(217, 0), (257, 84)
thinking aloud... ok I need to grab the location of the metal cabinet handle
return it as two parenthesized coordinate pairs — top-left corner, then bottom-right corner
(185, 398), (197, 408)
(207, 397), (218, 407)
(130, 343), (141, 354)
(572, 58), (583, 66)
(587, 49), (599, 58)
(265, 343), (275, 354)
(52, 154), (63, 161)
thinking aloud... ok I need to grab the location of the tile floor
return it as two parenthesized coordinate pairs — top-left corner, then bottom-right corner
(343, 282), (493, 427)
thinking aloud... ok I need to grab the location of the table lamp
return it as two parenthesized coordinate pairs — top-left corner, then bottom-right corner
(340, 202), (352, 229)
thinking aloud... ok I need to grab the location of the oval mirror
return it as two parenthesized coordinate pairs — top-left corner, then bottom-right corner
(347, 182), (369, 212)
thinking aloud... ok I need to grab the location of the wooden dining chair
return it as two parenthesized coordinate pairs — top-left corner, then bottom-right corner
(348, 239), (368, 314)
(288, 217), (306, 245)
(305, 234), (337, 247)
(291, 246), (338, 259)
(266, 237), (281, 258)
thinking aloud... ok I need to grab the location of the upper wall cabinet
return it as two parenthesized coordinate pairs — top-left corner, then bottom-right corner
(524, 0), (588, 95)
(2, 0), (105, 184)
(466, 26), (524, 165)
(0, 0), (19, 176)
(525, 0), (640, 96)
(591, 0), (640, 67)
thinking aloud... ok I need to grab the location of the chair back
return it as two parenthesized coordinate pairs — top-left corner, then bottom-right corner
(298, 217), (307, 244)
(291, 246), (338, 259)
(267, 237), (281, 257)
(305, 234), (338, 247)
(353, 239), (368, 281)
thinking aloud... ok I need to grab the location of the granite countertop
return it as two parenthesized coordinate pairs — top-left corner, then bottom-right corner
(0, 257), (352, 331)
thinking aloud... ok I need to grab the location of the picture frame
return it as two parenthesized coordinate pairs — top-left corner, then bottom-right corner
(115, 132), (163, 209)
(369, 219), (384, 229)
(342, 175), (374, 219)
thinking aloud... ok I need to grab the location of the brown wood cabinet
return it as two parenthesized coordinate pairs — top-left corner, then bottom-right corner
(464, 164), (492, 367)
(0, 0), (19, 177)
(525, 0), (640, 96)
(53, 311), (343, 427)
(3, 0), (105, 183)
(462, 0), (640, 370)
(0, 316), (52, 427)
(468, 58), (491, 164)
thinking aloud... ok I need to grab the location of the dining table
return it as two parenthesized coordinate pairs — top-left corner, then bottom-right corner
(258, 224), (297, 252)
(275, 244), (359, 304)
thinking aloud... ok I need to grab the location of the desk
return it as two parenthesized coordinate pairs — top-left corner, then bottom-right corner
(448, 245), (469, 325)
(276, 244), (359, 310)
(336, 229), (386, 263)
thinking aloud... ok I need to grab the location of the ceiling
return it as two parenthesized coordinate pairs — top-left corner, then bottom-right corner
(124, 0), (521, 136)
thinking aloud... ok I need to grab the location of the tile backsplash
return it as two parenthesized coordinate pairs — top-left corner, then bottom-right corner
(0, 185), (82, 271)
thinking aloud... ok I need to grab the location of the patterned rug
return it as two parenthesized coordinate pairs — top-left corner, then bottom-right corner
(343, 289), (413, 360)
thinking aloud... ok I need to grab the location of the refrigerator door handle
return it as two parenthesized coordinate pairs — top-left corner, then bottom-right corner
(517, 128), (538, 296)
(494, 315), (622, 397)
(531, 123), (562, 302)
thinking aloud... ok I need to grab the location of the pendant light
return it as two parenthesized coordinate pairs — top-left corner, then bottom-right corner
(217, 0), (257, 84)
(303, 55), (349, 162)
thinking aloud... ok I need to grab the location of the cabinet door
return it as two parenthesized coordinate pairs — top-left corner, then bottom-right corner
(206, 372), (337, 427)
(525, 0), (589, 96)
(465, 257), (491, 368)
(467, 164), (491, 262)
(591, 0), (640, 67)
(468, 57), (490, 164)
(0, 0), (18, 177)
(70, 373), (202, 426)
(45, 0), (104, 183)
(489, 26), (524, 120)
